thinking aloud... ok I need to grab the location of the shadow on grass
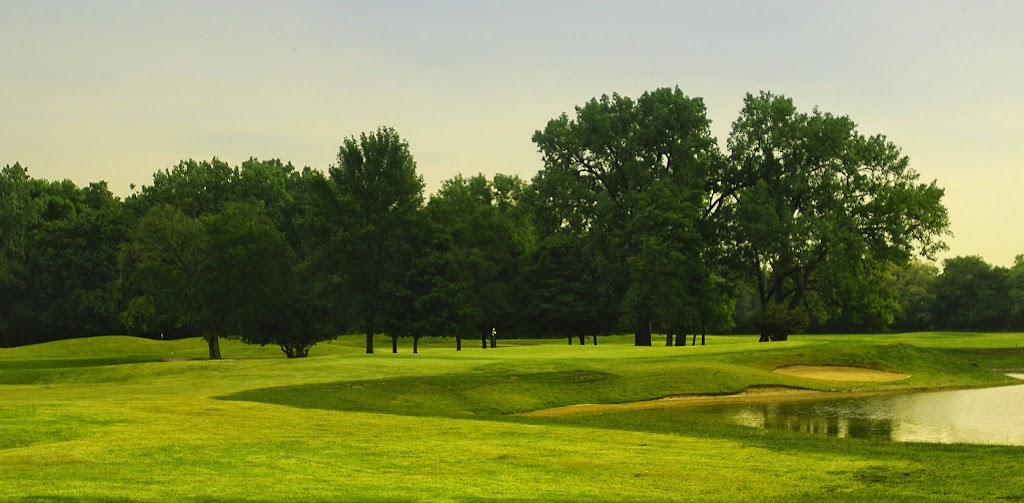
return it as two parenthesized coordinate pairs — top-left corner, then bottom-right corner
(218, 369), (618, 418)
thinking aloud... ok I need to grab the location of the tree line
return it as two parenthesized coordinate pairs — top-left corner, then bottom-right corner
(1, 88), (971, 357)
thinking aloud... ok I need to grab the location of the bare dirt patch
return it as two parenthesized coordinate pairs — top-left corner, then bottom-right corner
(773, 365), (910, 382)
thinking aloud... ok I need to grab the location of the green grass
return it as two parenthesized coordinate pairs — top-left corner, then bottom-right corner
(0, 332), (1022, 501)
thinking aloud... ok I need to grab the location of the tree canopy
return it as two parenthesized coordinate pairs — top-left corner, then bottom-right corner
(532, 87), (724, 345)
(722, 92), (949, 341)
(2, 87), (985, 354)
(320, 126), (425, 354)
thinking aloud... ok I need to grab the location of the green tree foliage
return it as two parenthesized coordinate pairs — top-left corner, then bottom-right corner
(24, 180), (129, 341)
(519, 234), (616, 344)
(932, 256), (1010, 331)
(202, 202), (330, 358)
(120, 205), (208, 351)
(321, 127), (425, 354)
(133, 158), (238, 217)
(122, 158), (337, 358)
(722, 92), (949, 341)
(532, 87), (724, 345)
(424, 174), (532, 348)
(1009, 255), (1024, 330)
(0, 164), (38, 347)
(891, 261), (940, 332)
(621, 180), (703, 344)
(129, 157), (297, 219)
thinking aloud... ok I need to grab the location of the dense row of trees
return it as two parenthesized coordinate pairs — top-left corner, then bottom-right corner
(1, 87), (974, 357)
(889, 256), (1024, 332)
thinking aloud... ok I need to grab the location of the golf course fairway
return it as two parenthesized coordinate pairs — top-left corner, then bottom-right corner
(1, 332), (1022, 501)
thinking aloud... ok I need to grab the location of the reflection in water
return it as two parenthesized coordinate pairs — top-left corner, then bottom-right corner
(706, 375), (1024, 446)
(733, 406), (895, 440)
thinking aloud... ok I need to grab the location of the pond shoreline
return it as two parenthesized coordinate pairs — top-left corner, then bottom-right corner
(521, 378), (1024, 418)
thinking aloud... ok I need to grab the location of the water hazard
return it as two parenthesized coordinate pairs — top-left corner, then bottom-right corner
(700, 374), (1024, 445)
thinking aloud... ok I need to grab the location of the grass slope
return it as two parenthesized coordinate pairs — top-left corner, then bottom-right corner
(0, 333), (1021, 501)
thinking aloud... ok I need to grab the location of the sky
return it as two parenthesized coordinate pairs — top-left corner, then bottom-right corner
(2, 0), (1022, 266)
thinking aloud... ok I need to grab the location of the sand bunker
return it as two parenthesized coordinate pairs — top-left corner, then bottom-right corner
(773, 365), (910, 382)
(523, 366), (911, 417)
(521, 387), (827, 417)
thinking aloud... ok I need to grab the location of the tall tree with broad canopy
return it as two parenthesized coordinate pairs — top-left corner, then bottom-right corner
(722, 92), (949, 341)
(121, 202), (303, 358)
(119, 204), (208, 353)
(1008, 255), (1024, 331)
(25, 179), (129, 342)
(519, 233), (616, 345)
(891, 260), (939, 332)
(0, 164), (38, 347)
(424, 173), (532, 348)
(321, 127), (425, 354)
(532, 87), (724, 346)
(202, 202), (323, 358)
(932, 256), (1010, 331)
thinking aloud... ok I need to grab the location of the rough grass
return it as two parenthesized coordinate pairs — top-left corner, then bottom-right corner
(0, 332), (1022, 501)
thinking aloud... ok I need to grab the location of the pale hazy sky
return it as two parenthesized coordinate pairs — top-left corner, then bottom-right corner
(2, 1), (1022, 266)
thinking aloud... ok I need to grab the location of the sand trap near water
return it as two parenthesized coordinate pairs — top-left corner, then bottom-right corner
(521, 387), (829, 417)
(522, 366), (911, 418)
(773, 365), (910, 382)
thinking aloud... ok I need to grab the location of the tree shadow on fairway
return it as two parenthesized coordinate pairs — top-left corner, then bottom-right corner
(218, 370), (619, 418)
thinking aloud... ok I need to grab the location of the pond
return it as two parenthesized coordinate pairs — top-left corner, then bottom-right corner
(695, 374), (1024, 446)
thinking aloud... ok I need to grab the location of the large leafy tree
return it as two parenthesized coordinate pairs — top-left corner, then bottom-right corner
(256, 165), (341, 357)
(0, 164), (38, 347)
(519, 233), (617, 345)
(722, 92), (949, 341)
(123, 159), (335, 358)
(932, 256), (1009, 331)
(121, 202), (307, 359)
(119, 204), (208, 351)
(532, 87), (723, 345)
(424, 174), (532, 348)
(133, 158), (238, 217)
(1008, 255), (1024, 331)
(321, 127), (425, 354)
(891, 260), (940, 332)
(201, 202), (317, 358)
(25, 180), (129, 342)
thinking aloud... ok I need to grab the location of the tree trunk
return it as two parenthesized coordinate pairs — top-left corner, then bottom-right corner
(391, 335), (398, 354)
(207, 335), (222, 360)
(578, 334), (585, 345)
(456, 335), (462, 351)
(568, 336), (572, 345)
(701, 331), (706, 346)
(413, 336), (419, 354)
(665, 333), (673, 346)
(691, 333), (697, 346)
(758, 332), (771, 342)
(675, 333), (685, 346)
(366, 329), (375, 354)
(634, 323), (652, 346)
(282, 344), (309, 358)
(593, 335), (598, 345)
